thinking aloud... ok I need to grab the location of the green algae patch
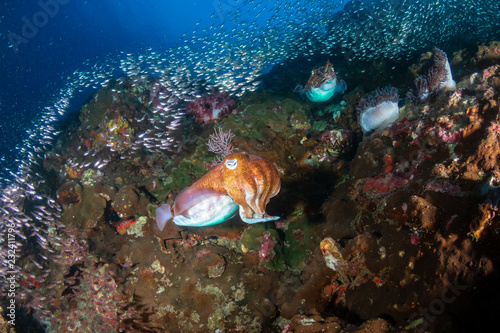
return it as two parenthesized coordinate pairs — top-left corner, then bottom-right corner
(164, 159), (205, 189)
(280, 219), (316, 271)
(151, 140), (219, 202)
(147, 204), (158, 219)
(312, 120), (327, 132)
(61, 185), (106, 229)
(220, 93), (311, 140)
(240, 223), (279, 251)
(240, 217), (317, 272)
(79, 88), (114, 128)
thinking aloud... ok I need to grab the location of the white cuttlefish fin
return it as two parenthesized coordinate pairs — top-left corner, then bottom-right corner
(156, 204), (172, 231)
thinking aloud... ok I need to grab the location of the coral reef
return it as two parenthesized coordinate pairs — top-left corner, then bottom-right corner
(3, 41), (500, 333)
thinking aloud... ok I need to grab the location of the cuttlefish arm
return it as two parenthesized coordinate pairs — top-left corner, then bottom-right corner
(156, 152), (281, 229)
(221, 153), (281, 223)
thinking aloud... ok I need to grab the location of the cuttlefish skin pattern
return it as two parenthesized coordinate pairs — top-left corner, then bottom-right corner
(156, 152), (281, 229)
(191, 152), (281, 223)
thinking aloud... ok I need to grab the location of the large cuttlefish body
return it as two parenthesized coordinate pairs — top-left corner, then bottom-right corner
(156, 152), (281, 229)
(302, 60), (347, 102)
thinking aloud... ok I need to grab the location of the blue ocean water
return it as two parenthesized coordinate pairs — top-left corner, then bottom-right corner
(0, 0), (238, 178)
(1, 0), (279, 175)
(2, 0), (499, 184)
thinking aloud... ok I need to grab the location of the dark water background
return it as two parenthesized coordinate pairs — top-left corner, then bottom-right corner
(0, 0), (285, 177)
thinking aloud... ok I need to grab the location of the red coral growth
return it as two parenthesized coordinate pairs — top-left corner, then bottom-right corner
(113, 219), (136, 235)
(363, 173), (410, 195)
(388, 117), (411, 137)
(383, 155), (393, 173)
(186, 90), (235, 123)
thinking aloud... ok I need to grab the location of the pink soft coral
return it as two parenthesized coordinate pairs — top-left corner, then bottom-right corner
(186, 90), (235, 123)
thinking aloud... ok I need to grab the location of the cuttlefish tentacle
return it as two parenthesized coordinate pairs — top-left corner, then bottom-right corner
(221, 152), (280, 222)
(245, 159), (270, 216)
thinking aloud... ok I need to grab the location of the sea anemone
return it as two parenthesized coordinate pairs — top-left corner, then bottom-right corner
(357, 87), (399, 134)
(407, 48), (456, 103)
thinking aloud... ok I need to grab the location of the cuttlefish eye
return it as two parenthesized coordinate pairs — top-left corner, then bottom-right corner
(224, 158), (238, 170)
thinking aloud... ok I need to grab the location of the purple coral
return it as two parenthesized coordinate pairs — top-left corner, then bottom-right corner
(425, 179), (464, 196)
(207, 127), (235, 164)
(258, 232), (276, 262)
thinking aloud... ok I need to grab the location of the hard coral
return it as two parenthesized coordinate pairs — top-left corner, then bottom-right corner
(186, 90), (236, 123)
(473, 41), (500, 68)
(319, 128), (353, 157)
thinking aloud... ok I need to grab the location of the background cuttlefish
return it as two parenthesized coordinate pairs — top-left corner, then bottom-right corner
(302, 60), (347, 102)
(156, 152), (281, 230)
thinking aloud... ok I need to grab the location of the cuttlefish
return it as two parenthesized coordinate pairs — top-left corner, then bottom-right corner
(156, 152), (281, 230)
(296, 60), (347, 102)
